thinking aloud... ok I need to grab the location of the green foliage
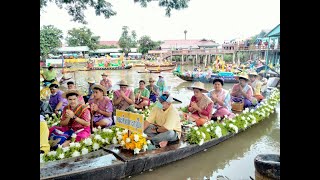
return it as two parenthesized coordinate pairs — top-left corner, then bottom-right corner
(138, 36), (161, 54)
(119, 26), (137, 54)
(178, 106), (189, 113)
(40, 0), (117, 24)
(41, 0), (190, 24)
(223, 54), (233, 62)
(40, 25), (63, 59)
(66, 27), (100, 50)
(135, 0), (190, 17)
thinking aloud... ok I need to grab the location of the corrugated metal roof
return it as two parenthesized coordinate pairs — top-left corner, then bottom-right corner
(265, 24), (280, 37)
(58, 46), (89, 52)
(92, 48), (121, 53)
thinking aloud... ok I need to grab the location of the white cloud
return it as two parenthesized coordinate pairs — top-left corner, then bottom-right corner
(40, 0), (280, 44)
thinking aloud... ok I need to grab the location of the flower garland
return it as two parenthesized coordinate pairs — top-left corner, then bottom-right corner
(41, 125), (151, 163)
(41, 126), (123, 163)
(186, 88), (280, 145)
(119, 131), (150, 154)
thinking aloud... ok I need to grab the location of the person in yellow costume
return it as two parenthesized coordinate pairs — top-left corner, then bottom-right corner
(40, 115), (50, 154)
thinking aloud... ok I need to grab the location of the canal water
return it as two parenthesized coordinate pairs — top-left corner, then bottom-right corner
(56, 64), (280, 180)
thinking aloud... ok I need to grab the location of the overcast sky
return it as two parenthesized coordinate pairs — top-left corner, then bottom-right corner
(40, 0), (280, 44)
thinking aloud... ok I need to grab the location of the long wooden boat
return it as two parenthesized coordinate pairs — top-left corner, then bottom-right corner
(133, 63), (146, 67)
(41, 66), (72, 69)
(145, 63), (176, 68)
(40, 88), (279, 179)
(176, 73), (238, 83)
(137, 67), (175, 73)
(78, 65), (133, 71)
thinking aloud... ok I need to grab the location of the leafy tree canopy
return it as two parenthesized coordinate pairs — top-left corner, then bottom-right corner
(138, 35), (162, 54)
(66, 27), (100, 50)
(40, 25), (63, 59)
(40, 0), (190, 24)
(118, 26), (137, 54)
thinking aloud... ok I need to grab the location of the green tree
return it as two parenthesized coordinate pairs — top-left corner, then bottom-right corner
(249, 30), (267, 44)
(138, 36), (162, 54)
(118, 26), (137, 54)
(66, 27), (100, 50)
(40, 0), (190, 24)
(40, 25), (63, 59)
(223, 54), (233, 62)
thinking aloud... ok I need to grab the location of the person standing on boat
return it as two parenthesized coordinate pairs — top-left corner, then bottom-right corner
(113, 80), (135, 112)
(100, 72), (112, 95)
(83, 77), (95, 103)
(42, 66), (57, 83)
(208, 78), (235, 120)
(144, 93), (182, 148)
(48, 83), (68, 114)
(88, 85), (114, 128)
(187, 82), (213, 126)
(67, 81), (85, 104)
(230, 73), (254, 108)
(146, 77), (160, 103)
(248, 71), (264, 102)
(156, 75), (166, 95)
(134, 80), (150, 109)
(49, 90), (91, 148)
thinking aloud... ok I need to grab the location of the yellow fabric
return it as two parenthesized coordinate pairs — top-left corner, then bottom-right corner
(40, 122), (50, 153)
(252, 80), (262, 95)
(146, 105), (182, 139)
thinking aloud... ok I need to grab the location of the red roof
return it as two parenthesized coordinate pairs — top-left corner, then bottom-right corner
(99, 41), (119, 47)
(161, 39), (218, 49)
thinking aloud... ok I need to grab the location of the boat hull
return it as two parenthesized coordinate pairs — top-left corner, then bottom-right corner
(176, 74), (238, 83)
(85, 65), (133, 71)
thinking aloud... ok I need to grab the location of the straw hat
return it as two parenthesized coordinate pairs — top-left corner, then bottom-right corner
(235, 72), (249, 81)
(187, 82), (208, 93)
(91, 84), (107, 95)
(87, 77), (95, 84)
(101, 72), (108, 76)
(117, 80), (129, 86)
(248, 71), (258, 76)
(149, 77), (156, 82)
(62, 89), (82, 98)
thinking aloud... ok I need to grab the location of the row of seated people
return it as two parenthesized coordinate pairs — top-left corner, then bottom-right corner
(40, 71), (266, 153)
(187, 71), (266, 125)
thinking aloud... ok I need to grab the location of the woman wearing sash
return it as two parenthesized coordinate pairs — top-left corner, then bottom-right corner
(146, 77), (160, 103)
(113, 80), (135, 112)
(248, 71), (264, 102)
(208, 78), (235, 119)
(49, 89), (91, 147)
(187, 82), (213, 126)
(231, 73), (254, 108)
(88, 84), (113, 128)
